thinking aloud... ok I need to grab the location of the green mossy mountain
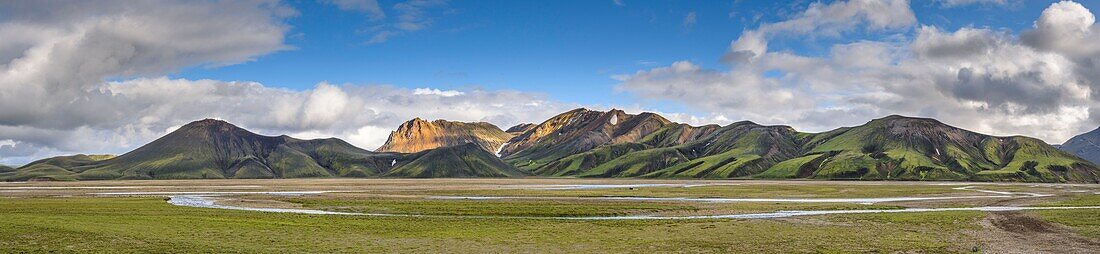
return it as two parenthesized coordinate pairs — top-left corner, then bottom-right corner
(3, 110), (1096, 182)
(385, 143), (527, 178)
(780, 116), (1098, 182)
(501, 108), (672, 170)
(502, 110), (1098, 183)
(0, 119), (522, 181)
(19, 154), (111, 171)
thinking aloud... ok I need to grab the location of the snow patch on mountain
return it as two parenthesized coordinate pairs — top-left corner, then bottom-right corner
(495, 142), (510, 157)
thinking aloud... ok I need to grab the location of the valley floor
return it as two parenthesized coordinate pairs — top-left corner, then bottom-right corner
(1, 179), (1099, 253)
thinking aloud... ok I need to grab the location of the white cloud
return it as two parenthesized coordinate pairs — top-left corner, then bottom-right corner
(1, 75), (576, 163)
(619, 0), (1100, 143)
(301, 82), (352, 129)
(347, 125), (394, 150)
(723, 0), (915, 63)
(0, 0), (577, 164)
(0, 0), (292, 129)
(103, 78), (572, 153)
(1022, 1), (1100, 59)
(760, 0), (914, 35)
(412, 88), (465, 97)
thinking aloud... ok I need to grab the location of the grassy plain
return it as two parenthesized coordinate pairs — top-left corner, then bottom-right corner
(0, 179), (1096, 253)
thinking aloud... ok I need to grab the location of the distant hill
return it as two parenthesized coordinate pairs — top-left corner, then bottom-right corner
(0, 119), (520, 181)
(2, 154), (114, 181)
(375, 118), (513, 154)
(1059, 127), (1100, 165)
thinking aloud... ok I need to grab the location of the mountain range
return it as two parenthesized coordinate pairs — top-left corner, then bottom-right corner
(1059, 127), (1100, 165)
(2, 108), (1097, 183)
(0, 119), (523, 181)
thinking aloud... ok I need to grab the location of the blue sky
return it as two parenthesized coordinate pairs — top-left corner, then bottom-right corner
(174, 0), (1093, 108)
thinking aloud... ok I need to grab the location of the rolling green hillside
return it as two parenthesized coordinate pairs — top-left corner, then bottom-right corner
(3, 112), (1096, 183)
(502, 108), (672, 170)
(533, 142), (652, 176)
(65, 119), (405, 180)
(643, 122), (802, 178)
(1, 119), (523, 181)
(768, 116), (1098, 182)
(0, 154), (115, 181)
(384, 143), (528, 178)
(514, 114), (1099, 183)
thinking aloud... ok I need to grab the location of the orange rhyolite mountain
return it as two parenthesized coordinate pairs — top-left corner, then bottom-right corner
(375, 118), (514, 153)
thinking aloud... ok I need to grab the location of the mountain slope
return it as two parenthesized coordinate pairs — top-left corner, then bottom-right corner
(384, 143), (528, 178)
(0, 119), (528, 181)
(507, 112), (1097, 183)
(501, 108), (672, 170)
(759, 116), (1099, 182)
(1059, 127), (1100, 165)
(0, 154), (114, 181)
(375, 118), (513, 153)
(643, 122), (802, 178)
(533, 142), (654, 176)
(19, 154), (111, 171)
(73, 119), (406, 180)
(505, 123), (537, 134)
(530, 121), (801, 178)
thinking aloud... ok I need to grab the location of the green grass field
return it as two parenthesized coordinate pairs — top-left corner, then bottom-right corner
(0, 179), (1096, 253)
(405, 182), (968, 199)
(0, 197), (984, 253)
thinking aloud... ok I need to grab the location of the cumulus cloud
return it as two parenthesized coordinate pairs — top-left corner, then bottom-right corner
(723, 0), (915, 63)
(1, 75), (573, 165)
(0, 0), (292, 129)
(619, 0), (1099, 143)
(412, 88), (465, 97)
(0, 0), (574, 164)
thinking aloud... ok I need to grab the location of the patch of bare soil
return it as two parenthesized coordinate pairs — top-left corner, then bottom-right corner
(966, 212), (1100, 254)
